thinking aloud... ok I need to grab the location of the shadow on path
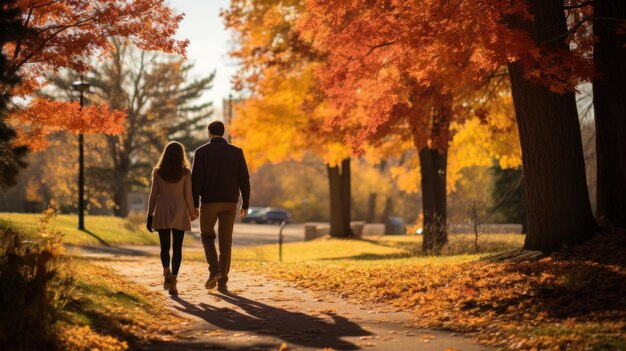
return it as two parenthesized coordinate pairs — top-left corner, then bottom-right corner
(66, 243), (153, 257)
(81, 229), (111, 246)
(173, 291), (370, 350)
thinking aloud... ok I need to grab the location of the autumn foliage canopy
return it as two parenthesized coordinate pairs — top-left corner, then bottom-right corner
(299, 0), (592, 149)
(3, 0), (188, 150)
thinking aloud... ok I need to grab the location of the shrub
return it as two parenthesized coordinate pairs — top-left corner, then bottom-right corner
(0, 207), (75, 351)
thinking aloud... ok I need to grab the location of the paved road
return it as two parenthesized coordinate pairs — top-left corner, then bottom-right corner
(190, 222), (305, 247)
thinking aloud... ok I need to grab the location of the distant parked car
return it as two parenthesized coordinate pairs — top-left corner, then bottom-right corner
(242, 207), (292, 224)
(265, 208), (292, 224)
(241, 207), (267, 224)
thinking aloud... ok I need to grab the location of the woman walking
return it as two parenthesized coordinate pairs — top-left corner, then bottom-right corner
(146, 141), (197, 295)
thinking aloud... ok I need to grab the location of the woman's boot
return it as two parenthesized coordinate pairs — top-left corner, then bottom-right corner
(163, 270), (172, 290)
(169, 275), (178, 296)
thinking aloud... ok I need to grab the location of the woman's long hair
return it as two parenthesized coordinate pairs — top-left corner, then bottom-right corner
(153, 141), (190, 183)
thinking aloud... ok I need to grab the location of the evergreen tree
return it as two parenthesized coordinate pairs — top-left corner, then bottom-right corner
(0, 0), (28, 189)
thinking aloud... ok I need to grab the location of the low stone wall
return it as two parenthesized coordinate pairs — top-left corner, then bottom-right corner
(447, 223), (523, 234)
(304, 222), (384, 241)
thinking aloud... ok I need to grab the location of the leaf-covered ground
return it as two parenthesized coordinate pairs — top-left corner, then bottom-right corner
(232, 233), (626, 351)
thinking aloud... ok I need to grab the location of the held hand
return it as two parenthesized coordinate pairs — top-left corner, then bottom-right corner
(146, 215), (153, 233)
(239, 208), (247, 219)
(190, 208), (199, 221)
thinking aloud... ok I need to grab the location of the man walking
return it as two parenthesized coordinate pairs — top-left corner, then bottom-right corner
(192, 121), (250, 291)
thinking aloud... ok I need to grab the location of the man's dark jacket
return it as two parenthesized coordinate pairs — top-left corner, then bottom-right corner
(191, 137), (250, 209)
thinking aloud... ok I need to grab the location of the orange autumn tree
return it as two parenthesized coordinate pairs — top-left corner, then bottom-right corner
(341, 70), (518, 251)
(2, 0), (188, 150)
(299, 5), (521, 252)
(303, 0), (597, 253)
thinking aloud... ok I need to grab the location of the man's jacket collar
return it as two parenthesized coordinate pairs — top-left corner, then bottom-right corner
(210, 137), (228, 144)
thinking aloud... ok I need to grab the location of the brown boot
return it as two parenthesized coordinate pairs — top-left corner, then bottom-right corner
(205, 273), (221, 290)
(169, 276), (178, 296)
(163, 272), (173, 290)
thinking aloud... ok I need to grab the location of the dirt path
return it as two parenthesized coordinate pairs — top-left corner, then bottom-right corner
(77, 246), (491, 351)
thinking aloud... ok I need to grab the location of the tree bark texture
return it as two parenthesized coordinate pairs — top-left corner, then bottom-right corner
(507, 0), (597, 252)
(419, 147), (448, 253)
(593, 0), (626, 229)
(367, 192), (377, 223)
(327, 158), (353, 237)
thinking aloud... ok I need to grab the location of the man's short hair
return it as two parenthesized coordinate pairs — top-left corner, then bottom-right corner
(208, 121), (225, 136)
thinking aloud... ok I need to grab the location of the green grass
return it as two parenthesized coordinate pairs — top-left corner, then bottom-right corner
(0, 212), (159, 246)
(252, 233), (525, 264)
(185, 233), (526, 268)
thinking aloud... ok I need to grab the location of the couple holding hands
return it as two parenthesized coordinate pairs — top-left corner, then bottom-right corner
(146, 121), (250, 295)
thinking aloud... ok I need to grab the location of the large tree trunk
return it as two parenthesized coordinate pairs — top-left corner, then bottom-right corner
(112, 151), (130, 217)
(340, 158), (352, 234)
(507, 0), (597, 252)
(419, 147), (448, 253)
(366, 192), (377, 223)
(593, 1), (626, 230)
(327, 159), (353, 237)
(381, 197), (393, 223)
(112, 185), (127, 217)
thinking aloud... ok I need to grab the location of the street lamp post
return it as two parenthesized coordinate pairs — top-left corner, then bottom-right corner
(72, 77), (90, 231)
(228, 93), (233, 143)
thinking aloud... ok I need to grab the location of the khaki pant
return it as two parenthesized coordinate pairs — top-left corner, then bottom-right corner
(199, 202), (237, 285)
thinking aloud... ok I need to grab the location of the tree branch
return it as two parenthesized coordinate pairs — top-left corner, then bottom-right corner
(366, 40), (399, 56)
(542, 16), (626, 46)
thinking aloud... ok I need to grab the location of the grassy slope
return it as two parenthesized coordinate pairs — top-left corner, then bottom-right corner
(0, 212), (159, 245)
(58, 258), (184, 350)
(207, 233), (525, 267)
(220, 234), (625, 351)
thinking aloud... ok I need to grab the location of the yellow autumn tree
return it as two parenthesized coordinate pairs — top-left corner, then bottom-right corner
(232, 65), (348, 169)
(447, 84), (522, 192)
(224, 0), (356, 236)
